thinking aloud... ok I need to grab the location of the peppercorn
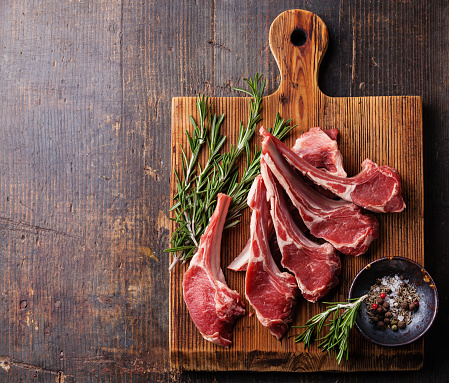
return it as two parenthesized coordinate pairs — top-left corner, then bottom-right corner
(376, 297), (384, 305)
(372, 303), (378, 310)
(409, 302), (417, 311)
(391, 319), (398, 325)
(380, 293), (386, 299)
(385, 312), (393, 318)
(393, 302), (399, 308)
(383, 301), (390, 309)
(384, 318), (390, 325)
(371, 316), (379, 323)
(398, 321), (406, 329)
(377, 321), (385, 330)
(392, 324), (398, 331)
(377, 314), (384, 321)
(400, 301), (408, 310)
(376, 307), (384, 315)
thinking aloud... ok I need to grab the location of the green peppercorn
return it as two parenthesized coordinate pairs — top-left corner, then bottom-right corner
(392, 324), (398, 331)
(391, 319), (398, 325)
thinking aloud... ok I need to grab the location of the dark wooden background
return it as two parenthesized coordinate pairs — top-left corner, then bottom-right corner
(0, 1), (447, 382)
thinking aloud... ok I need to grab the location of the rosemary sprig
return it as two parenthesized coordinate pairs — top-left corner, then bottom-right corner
(166, 74), (295, 270)
(225, 113), (296, 228)
(295, 295), (367, 364)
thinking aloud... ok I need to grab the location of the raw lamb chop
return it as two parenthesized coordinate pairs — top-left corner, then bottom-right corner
(183, 193), (245, 348)
(262, 128), (405, 213)
(292, 127), (347, 177)
(322, 128), (339, 141)
(262, 135), (379, 257)
(228, 128), (344, 271)
(227, 241), (251, 271)
(245, 175), (299, 339)
(261, 159), (341, 302)
(228, 219), (273, 272)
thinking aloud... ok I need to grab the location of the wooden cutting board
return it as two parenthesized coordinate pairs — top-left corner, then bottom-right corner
(169, 9), (423, 372)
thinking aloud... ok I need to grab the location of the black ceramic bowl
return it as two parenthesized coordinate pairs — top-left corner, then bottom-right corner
(348, 257), (438, 347)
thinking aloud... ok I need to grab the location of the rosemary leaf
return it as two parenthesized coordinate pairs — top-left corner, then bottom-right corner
(294, 295), (367, 364)
(167, 74), (295, 270)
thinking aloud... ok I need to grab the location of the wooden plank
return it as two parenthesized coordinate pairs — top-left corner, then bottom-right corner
(170, 9), (423, 372)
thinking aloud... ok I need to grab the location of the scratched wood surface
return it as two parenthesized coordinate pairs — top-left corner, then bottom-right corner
(0, 0), (448, 382)
(170, 9), (424, 372)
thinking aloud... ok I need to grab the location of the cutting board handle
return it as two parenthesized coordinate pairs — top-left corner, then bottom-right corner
(269, 9), (328, 117)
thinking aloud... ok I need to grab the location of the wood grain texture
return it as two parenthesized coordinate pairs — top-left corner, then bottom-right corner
(170, 9), (423, 373)
(0, 0), (447, 382)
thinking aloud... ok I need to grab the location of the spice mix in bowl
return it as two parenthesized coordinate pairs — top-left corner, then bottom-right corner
(348, 257), (438, 347)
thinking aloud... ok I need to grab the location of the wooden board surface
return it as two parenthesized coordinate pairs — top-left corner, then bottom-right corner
(170, 9), (423, 373)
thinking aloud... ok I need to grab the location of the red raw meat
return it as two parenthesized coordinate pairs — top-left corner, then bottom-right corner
(228, 128), (343, 271)
(323, 129), (339, 141)
(245, 176), (299, 339)
(292, 127), (347, 177)
(261, 159), (341, 302)
(262, 135), (378, 256)
(183, 193), (245, 348)
(262, 128), (405, 213)
(227, 240), (251, 272)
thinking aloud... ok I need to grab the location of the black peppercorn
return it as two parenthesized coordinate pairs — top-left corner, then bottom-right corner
(371, 317), (379, 323)
(377, 321), (385, 330)
(384, 318), (390, 325)
(383, 302), (390, 309)
(409, 303), (417, 311)
(385, 312), (393, 318)
(398, 321), (406, 329)
(376, 307), (384, 315)
(400, 301), (409, 310)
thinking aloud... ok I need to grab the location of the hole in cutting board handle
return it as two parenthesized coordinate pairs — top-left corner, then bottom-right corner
(290, 29), (307, 47)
